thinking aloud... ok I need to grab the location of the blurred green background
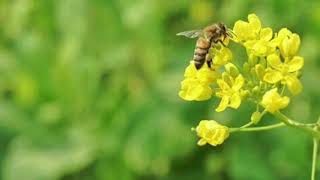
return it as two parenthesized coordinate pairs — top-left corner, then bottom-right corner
(1, 0), (320, 179)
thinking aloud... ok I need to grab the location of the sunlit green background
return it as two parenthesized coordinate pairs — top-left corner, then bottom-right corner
(1, 0), (320, 179)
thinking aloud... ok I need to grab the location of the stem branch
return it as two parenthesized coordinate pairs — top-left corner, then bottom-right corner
(273, 111), (320, 139)
(312, 138), (318, 180)
(230, 123), (285, 133)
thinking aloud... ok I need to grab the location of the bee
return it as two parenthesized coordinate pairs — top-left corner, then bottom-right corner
(177, 22), (234, 70)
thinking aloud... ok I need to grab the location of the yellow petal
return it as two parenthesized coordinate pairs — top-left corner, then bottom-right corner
(278, 28), (292, 38)
(263, 70), (283, 83)
(251, 40), (268, 56)
(184, 62), (197, 78)
(217, 79), (230, 90)
(285, 75), (302, 95)
(289, 34), (301, 55)
(197, 138), (207, 146)
(232, 74), (244, 91)
(261, 88), (290, 113)
(248, 14), (261, 34)
(225, 63), (239, 77)
(192, 84), (213, 101)
(280, 33), (300, 57)
(270, 28), (291, 47)
(260, 27), (273, 41)
(267, 54), (282, 70)
(233, 20), (251, 41)
(279, 96), (290, 109)
(229, 93), (241, 109)
(216, 96), (229, 112)
(288, 56), (304, 72)
(213, 47), (233, 67)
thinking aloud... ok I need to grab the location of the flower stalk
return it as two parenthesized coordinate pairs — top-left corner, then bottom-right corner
(312, 137), (318, 180)
(273, 111), (320, 139)
(230, 122), (285, 133)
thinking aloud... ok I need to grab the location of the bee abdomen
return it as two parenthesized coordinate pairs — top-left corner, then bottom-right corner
(193, 37), (210, 69)
(193, 54), (205, 69)
(196, 37), (210, 49)
(194, 48), (208, 56)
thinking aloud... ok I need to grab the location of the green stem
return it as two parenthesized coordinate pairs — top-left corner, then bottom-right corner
(230, 123), (285, 133)
(312, 138), (318, 180)
(273, 111), (320, 139)
(239, 121), (254, 128)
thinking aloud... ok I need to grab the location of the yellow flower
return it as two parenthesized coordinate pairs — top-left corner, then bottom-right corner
(233, 14), (275, 56)
(194, 120), (229, 146)
(233, 14), (261, 41)
(210, 46), (233, 67)
(261, 88), (290, 113)
(179, 62), (219, 101)
(179, 78), (212, 101)
(215, 74), (244, 112)
(272, 28), (301, 57)
(263, 54), (303, 94)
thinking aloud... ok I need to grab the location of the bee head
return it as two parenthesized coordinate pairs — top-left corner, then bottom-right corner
(217, 22), (235, 39)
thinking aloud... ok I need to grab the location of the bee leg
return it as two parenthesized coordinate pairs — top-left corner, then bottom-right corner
(217, 39), (226, 47)
(206, 59), (212, 68)
(205, 54), (212, 68)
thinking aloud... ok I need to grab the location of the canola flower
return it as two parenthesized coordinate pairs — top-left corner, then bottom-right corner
(178, 13), (320, 180)
(193, 120), (229, 146)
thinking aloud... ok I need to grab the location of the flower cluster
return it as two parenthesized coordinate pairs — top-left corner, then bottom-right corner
(178, 14), (305, 147)
(179, 46), (232, 101)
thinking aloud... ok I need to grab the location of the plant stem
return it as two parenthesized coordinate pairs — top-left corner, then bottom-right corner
(312, 138), (318, 180)
(239, 121), (254, 128)
(230, 123), (285, 133)
(273, 111), (320, 139)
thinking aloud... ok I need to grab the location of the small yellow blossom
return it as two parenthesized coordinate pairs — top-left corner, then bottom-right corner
(233, 14), (275, 56)
(179, 62), (219, 101)
(272, 28), (301, 57)
(233, 14), (261, 41)
(210, 46), (233, 67)
(184, 61), (219, 83)
(179, 79), (212, 101)
(215, 74), (244, 112)
(263, 54), (303, 94)
(194, 120), (229, 146)
(261, 88), (290, 113)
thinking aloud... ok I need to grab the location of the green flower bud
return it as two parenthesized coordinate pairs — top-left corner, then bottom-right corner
(251, 111), (262, 124)
(255, 64), (265, 79)
(243, 62), (250, 73)
(225, 63), (239, 77)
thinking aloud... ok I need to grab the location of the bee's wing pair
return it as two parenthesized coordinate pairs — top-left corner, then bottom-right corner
(176, 30), (202, 38)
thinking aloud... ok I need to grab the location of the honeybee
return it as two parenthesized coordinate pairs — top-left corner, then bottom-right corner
(177, 22), (234, 69)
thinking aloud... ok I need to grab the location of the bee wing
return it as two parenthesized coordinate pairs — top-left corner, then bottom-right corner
(176, 30), (202, 38)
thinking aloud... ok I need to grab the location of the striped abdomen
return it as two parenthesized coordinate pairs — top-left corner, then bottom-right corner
(193, 37), (211, 69)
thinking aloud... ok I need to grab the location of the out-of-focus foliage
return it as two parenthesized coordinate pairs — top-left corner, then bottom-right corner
(0, 0), (319, 180)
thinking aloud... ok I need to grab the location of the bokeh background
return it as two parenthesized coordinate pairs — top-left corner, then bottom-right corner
(1, 0), (320, 179)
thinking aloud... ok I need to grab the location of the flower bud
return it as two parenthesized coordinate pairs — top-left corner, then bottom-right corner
(251, 111), (262, 124)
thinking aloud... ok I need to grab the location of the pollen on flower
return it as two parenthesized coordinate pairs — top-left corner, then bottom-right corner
(194, 120), (229, 146)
